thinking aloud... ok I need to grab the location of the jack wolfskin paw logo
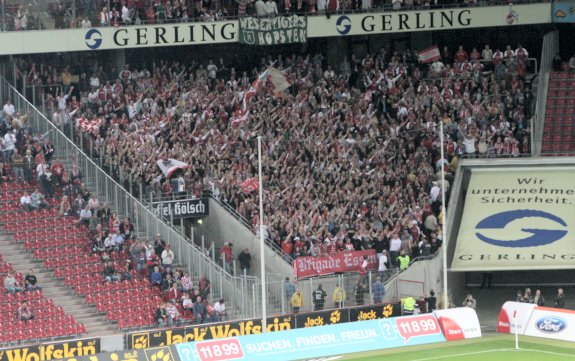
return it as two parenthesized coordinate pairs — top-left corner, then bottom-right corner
(133, 334), (149, 349)
(382, 304), (394, 318)
(330, 310), (341, 323)
(147, 348), (172, 361)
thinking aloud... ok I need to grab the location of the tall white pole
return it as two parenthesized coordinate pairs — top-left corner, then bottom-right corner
(440, 120), (449, 309)
(514, 309), (519, 350)
(258, 136), (268, 332)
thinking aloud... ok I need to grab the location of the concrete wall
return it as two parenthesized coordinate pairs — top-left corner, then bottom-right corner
(193, 199), (293, 279)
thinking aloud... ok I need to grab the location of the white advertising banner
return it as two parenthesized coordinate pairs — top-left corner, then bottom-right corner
(434, 308), (481, 341)
(0, 21), (238, 55)
(307, 3), (551, 37)
(452, 166), (575, 271)
(524, 307), (575, 342)
(496, 301), (536, 334)
(0, 3), (553, 55)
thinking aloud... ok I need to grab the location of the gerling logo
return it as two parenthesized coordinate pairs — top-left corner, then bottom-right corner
(336, 15), (352, 35)
(85, 29), (103, 49)
(536, 317), (567, 334)
(475, 209), (567, 248)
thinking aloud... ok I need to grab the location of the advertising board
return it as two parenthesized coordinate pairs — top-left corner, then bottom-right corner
(452, 167), (575, 271)
(0, 338), (100, 361)
(434, 307), (481, 341)
(552, 2), (575, 23)
(496, 301), (536, 334)
(307, 3), (551, 37)
(523, 306), (575, 342)
(125, 303), (399, 349)
(151, 199), (209, 219)
(175, 314), (445, 361)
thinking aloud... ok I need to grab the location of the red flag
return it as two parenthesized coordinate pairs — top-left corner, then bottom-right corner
(418, 46), (441, 64)
(239, 178), (259, 193)
(231, 111), (249, 128)
(242, 67), (270, 111)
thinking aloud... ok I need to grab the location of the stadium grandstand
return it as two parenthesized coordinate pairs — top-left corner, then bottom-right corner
(0, 0), (573, 358)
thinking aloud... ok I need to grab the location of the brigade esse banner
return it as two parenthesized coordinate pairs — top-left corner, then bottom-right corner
(238, 15), (307, 45)
(293, 250), (377, 279)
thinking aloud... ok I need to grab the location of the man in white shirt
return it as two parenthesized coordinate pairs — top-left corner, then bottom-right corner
(161, 245), (175, 267)
(378, 250), (388, 278)
(389, 233), (402, 268)
(431, 59), (445, 76)
(81, 17), (91, 28)
(429, 181), (440, 203)
(3, 129), (16, 162)
(35, 160), (49, 182)
(265, 0), (278, 16)
(254, 0), (267, 16)
(213, 299), (226, 321)
(57, 87), (74, 112)
(78, 205), (92, 225)
(3, 99), (15, 117)
(112, 230), (125, 250)
(121, 4), (131, 25)
(104, 233), (115, 251)
(514, 44), (528, 60)
(20, 191), (33, 211)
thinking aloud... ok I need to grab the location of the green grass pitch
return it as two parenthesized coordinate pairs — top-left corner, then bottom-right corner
(334, 334), (575, 361)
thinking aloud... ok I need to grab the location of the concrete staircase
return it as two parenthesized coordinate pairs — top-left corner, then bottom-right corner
(0, 234), (118, 336)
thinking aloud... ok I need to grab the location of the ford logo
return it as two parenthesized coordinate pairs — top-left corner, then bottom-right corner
(536, 317), (567, 333)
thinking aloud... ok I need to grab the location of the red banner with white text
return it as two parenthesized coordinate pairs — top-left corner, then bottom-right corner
(293, 250), (377, 280)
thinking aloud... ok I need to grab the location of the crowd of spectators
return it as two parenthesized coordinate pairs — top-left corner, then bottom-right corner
(0, 0), (537, 31)
(11, 43), (532, 273)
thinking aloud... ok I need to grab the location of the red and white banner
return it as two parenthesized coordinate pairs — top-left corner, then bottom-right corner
(231, 111), (250, 128)
(496, 301), (536, 334)
(434, 307), (482, 341)
(242, 67), (270, 111)
(76, 117), (101, 134)
(156, 158), (191, 178)
(239, 178), (259, 193)
(418, 46), (441, 64)
(293, 250), (377, 279)
(524, 306), (575, 342)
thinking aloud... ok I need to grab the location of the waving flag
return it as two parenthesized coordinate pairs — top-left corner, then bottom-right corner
(231, 111), (250, 128)
(76, 117), (102, 134)
(418, 46), (441, 64)
(268, 68), (291, 94)
(239, 178), (259, 193)
(156, 158), (190, 178)
(242, 67), (271, 111)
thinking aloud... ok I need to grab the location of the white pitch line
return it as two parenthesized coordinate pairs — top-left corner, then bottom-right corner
(411, 348), (516, 361)
(520, 348), (575, 358)
(411, 347), (575, 361)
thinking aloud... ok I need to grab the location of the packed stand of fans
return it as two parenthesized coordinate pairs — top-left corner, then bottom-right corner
(0, 101), (229, 329)
(2, 0), (537, 31)
(12, 43), (532, 275)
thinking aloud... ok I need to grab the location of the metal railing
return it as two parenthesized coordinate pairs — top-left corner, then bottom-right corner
(0, 75), (258, 320)
(248, 269), (400, 318)
(533, 30), (558, 156)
